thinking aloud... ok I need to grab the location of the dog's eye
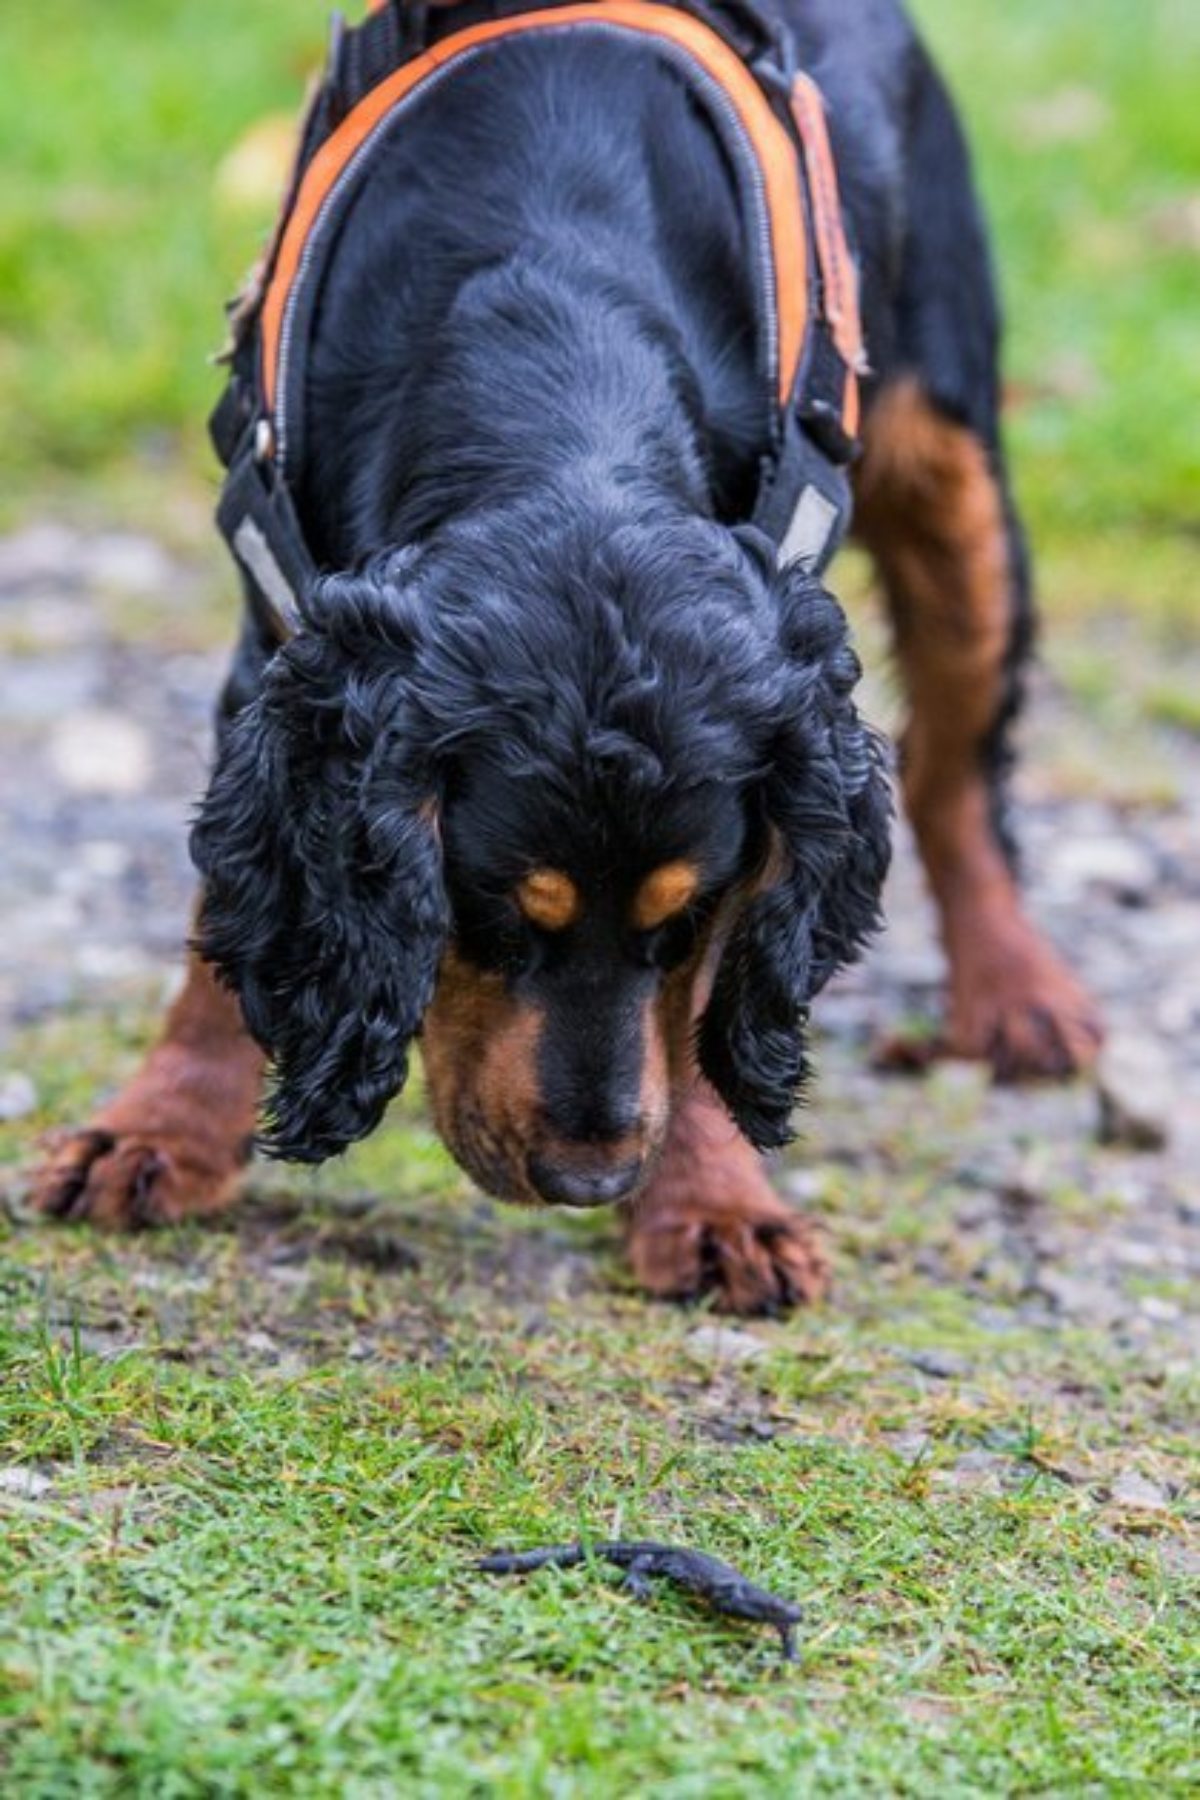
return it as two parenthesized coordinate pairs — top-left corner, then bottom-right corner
(633, 910), (700, 972)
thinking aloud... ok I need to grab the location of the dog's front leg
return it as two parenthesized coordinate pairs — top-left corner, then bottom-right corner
(624, 1079), (827, 1317)
(31, 937), (263, 1228)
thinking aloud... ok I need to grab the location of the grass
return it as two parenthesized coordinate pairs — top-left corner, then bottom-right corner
(2, 1014), (1196, 1795)
(1, 2), (1197, 1793)
(1, 1), (1198, 636)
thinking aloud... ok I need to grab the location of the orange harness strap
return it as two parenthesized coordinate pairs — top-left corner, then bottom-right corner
(788, 70), (863, 438)
(213, 1), (865, 637)
(261, 2), (813, 417)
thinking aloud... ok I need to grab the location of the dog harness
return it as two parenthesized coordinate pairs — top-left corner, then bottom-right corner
(211, 0), (866, 639)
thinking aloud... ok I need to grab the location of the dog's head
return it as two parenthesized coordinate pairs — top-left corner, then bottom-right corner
(192, 512), (890, 1201)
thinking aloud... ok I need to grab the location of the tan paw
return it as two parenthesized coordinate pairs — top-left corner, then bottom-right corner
(946, 933), (1104, 1081)
(878, 929), (1104, 1082)
(30, 1123), (248, 1229)
(627, 1191), (828, 1316)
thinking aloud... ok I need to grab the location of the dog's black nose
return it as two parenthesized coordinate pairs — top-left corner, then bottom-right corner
(527, 1155), (642, 1208)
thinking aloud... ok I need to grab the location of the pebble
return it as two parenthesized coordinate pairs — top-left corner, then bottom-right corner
(47, 711), (152, 796)
(783, 1169), (826, 1203)
(1037, 1270), (1127, 1326)
(1096, 1033), (1173, 1151)
(1107, 1470), (1171, 1512)
(79, 839), (132, 879)
(685, 1324), (768, 1364)
(0, 654), (98, 720)
(74, 943), (156, 984)
(89, 533), (174, 595)
(932, 1450), (1009, 1494)
(883, 1430), (931, 1462)
(0, 1071), (37, 1121)
(0, 1466), (54, 1498)
(905, 1348), (971, 1380)
(1156, 986), (1200, 1039)
(0, 521), (82, 592)
(1138, 1296), (1181, 1324)
(1045, 834), (1157, 904)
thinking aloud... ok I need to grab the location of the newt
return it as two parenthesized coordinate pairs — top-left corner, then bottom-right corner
(477, 1540), (802, 1660)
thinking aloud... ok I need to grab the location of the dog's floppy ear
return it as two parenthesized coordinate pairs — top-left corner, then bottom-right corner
(699, 563), (892, 1148)
(191, 558), (448, 1162)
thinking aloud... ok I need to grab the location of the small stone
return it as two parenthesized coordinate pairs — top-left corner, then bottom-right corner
(884, 1430), (931, 1462)
(933, 1450), (1009, 1494)
(79, 839), (131, 879)
(685, 1324), (768, 1364)
(0, 521), (82, 592)
(1096, 1034), (1173, 1151)
(905, 1348), (971, 1380)
(244, 1330), (279, 1359)
(0, 1466), (53, 1498)
(1138, 1296), (1182, 1324)
(0, 1071), (37, 1121)
(88, 533), (173, 596)
(1107, 1470), (1170, 1512)
(1113, 1239), (1162, 1270)
(1045, 834), (1157, 904)
(783, 1169), (825, 1203)
(1158, 1539), (1200, 1580)
(48, 711), (152, 796)
(929, 1062), (990, 1104)
(74, 944), (155, 984)
(1037, 1270), (1127, 1326)
(1156, 986), (1200, 1039)
(0, 654), (98, 720)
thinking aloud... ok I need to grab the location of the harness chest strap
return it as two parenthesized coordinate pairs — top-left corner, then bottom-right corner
(214, 1), (865, 640)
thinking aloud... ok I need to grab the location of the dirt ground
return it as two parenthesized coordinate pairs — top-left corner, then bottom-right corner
(1, 517), (1198, 1363)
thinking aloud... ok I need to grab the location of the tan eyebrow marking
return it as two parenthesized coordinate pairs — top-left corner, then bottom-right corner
(632, 861), (700, 932)
(515, 867), (581, 932)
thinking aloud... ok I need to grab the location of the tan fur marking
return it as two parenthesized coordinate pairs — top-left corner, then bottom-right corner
(632, 860), (699, 932)
(853, 377), (1102, 1076)
(515, 867), (581, 932)
(29, 945), (264, 1228)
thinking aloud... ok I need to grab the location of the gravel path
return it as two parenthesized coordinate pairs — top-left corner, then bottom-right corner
(2, 518), (1197, 1350)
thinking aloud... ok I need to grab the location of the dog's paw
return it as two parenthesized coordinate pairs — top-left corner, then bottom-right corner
(878, 929), (1104, 1082)
(947, 932), (1104, 1081)
(30, 1123), (248, 1230)
(627, 1191), (828, 1316)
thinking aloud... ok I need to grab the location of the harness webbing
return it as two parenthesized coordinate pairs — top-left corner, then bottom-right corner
(261, 3), (809, 420)
(212, 0), (865, 641)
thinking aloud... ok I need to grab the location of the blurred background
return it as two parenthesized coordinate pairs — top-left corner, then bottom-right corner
(0, 0), (1198, 1206)
(0, 8), (1197, 1785)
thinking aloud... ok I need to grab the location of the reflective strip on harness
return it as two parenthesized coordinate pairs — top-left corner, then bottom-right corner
(260, 1), (809, 420)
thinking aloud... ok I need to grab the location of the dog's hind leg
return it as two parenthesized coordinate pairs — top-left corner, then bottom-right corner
(30, 942), (263, 1228)
(855, 380), (1102, 1077)
(851, 56), (1101, 1077)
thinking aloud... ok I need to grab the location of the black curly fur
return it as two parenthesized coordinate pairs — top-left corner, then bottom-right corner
(698, 564), (892, 1148)
(193, 561), (449, 1160)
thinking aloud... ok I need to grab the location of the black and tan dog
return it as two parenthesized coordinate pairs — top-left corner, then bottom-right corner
(33, 0), (1101, 1313)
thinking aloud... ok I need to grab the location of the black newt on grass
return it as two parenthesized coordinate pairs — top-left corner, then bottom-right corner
(477, 1540), (803, 1660)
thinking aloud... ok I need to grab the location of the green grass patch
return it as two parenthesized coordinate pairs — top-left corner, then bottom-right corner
(2, 1008), (1197, 1793)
